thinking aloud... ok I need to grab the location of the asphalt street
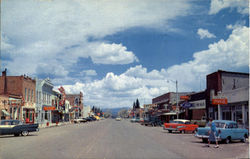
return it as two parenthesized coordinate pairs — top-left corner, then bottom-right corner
(0, 119), (249, 159)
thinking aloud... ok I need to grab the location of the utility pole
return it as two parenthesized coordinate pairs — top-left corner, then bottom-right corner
(176, 80), (179, 119)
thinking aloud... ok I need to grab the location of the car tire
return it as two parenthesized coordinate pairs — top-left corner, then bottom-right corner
(225, 137), (231, 144)
(21, 131), (29, 136)
(202, 138), (208, 143)
(14, 133), (20, 137)
(168, 130), (172, 133)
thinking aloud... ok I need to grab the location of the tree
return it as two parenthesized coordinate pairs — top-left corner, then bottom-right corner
(133, 102), (136, 110)
(135, 99), (140, 109)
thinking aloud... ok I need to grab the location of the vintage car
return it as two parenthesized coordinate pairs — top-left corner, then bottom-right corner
(163, 119), (199, 133)
(141, 118), (163, 127)
(195, 120), (249, 144)
(0, 120), (39, 136)
(116, 117), (122, 121)
(73, 118), (87, 123)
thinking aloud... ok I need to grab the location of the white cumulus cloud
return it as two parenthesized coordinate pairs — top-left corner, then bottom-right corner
(60, 26), (249, 108)
(1, 0), (192, 76)
(197, 28), (216, 39)
(209, 0), (249, 15)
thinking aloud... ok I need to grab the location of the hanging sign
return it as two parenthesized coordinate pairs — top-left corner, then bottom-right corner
(212, 98), (228, 105)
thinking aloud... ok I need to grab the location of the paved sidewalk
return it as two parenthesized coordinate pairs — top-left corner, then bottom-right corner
(39, 122), (71, 128)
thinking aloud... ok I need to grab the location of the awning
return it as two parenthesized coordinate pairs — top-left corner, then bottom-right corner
(162, 112), (177, 116)
(2, 110), (10, 116)
(162, 112), (184, 116)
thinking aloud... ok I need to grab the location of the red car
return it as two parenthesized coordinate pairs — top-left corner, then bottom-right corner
(163, 119), (198, 133)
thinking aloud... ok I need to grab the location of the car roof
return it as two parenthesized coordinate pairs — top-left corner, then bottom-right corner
(213, 120), (236, 124)
(173, 119), (190, 122)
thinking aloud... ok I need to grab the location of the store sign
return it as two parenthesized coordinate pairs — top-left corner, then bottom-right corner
(43, 106), (56, 111)
(212, 98), (228, 105)
(180, 96), (189, 100)
(181, 102), (193, 108)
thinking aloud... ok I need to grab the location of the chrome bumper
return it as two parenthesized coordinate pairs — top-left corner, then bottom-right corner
(194, 134), (222, 141)
(163, 127), (178, 131)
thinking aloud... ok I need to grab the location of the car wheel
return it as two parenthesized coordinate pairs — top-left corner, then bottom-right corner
(202, 138), (208, 143)
(168, 130), (172, 133)
(225, 137), (231, 144)
(21, 131), (29, 136)
(14, 133), (20, 137)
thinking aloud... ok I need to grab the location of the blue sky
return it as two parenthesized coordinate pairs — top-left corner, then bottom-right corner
(1, 0), (249, 108)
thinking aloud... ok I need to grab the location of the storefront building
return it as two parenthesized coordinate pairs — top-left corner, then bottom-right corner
(187, 91), (206, 120)
(36, 78), (55, 124)
(0, 69), (36, 123)
(206, 70), (249, 128)
(152, 92), (193, 122)
(0, 95), (10, 120)
(66, 92), (84, 119)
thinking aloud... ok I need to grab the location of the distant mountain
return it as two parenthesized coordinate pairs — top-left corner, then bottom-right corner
(102, 107), (130, 118)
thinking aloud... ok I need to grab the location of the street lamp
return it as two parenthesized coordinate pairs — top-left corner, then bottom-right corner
(167, 79), (179, 119)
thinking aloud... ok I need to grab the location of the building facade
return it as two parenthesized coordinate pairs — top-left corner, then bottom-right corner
(187, 91), (206, 120)
(36, 78), (55, 124)
(0, 69), (36, 123)
(206, 70), (249, 128)
(152, 92), (193, 122)
(66, 92), (84, 119)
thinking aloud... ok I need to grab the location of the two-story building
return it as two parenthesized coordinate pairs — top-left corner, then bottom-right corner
(36, 78), (55, 124)
(206, 70), (249, 127)
(0, 69), (36, 123)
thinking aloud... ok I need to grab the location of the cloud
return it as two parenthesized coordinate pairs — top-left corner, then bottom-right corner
(226, 20), (246, 30)
(209, 0), (249, 15)
(80, 70), (97, 76)
(89, 43), (139, 65)
(197, 28), (216, 39)
(61, 26), (249, 108)
(1, 0), (192, 76)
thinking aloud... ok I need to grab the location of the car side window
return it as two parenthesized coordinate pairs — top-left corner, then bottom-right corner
(185, 122), (191, 124)
(228, 123), (233, 128)
(233, 123), (238, 128)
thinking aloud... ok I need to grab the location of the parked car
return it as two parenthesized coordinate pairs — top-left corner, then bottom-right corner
(0, 120), (39, 136)
(86, 117), (93, 122)
(73, 118), (87, 123)
(130, 118), (140, 123)
(116, 117), (122, 121)
(195, 120), (249, 144)
(163, 119), (198, 133)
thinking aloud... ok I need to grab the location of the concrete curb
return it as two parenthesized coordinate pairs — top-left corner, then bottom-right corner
(39, 122), (71, 129)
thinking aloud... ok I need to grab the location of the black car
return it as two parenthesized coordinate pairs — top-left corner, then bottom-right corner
(141, 117), (163, 127)
(86, 116), (96, 122)
(0, 120), (39, 136)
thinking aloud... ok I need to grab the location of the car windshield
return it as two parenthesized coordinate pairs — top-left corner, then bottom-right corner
(206, 122), (226, 128)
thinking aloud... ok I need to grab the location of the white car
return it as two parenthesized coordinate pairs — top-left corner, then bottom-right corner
(116, 117), (122, 121)
(73, 118), (87, 123)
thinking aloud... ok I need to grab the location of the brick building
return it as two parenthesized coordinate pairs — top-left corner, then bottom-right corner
(66, 92), (83, 119)
(206, 70), (249, 127)
(0, 69), (36, 123)
(152, 92), (193, 122)
(186, 91), (206, 120)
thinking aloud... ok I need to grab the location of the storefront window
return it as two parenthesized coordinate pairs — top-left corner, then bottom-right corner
(236, 106), (243, 124)
(45, 111), (48, 120)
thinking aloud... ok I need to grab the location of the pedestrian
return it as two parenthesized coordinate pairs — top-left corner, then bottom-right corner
(207, 118), (219, 148)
